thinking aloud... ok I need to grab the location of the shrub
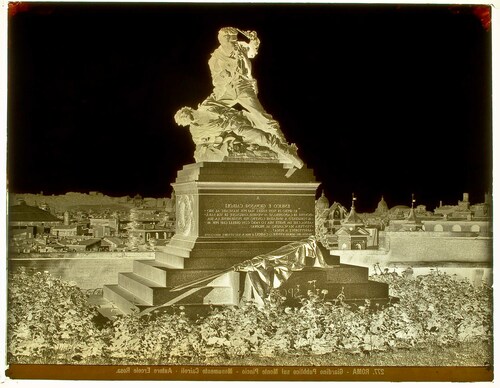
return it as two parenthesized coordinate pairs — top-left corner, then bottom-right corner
(370, 269), (493, 347)
(102, 307), (195, 363)
(8, 267), (105, 363)
(6, 267), (493, 364)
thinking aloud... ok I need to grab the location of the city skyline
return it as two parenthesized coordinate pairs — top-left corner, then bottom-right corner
(7, 3), (492, 212)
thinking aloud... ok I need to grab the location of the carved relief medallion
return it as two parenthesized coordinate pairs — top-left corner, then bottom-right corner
(176, 194), (194, 236)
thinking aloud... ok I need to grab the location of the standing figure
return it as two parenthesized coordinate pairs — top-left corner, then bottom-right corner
(208, 27), (284, 140)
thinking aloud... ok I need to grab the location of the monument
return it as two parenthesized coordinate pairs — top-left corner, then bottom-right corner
(102, 28), (390, 316)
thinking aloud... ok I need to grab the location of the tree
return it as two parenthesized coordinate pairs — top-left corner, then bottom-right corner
(125, 208), (142, 250)
(315, 207), (330, 248)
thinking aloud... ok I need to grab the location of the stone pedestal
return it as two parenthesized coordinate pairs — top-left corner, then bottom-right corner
(101, 162), (393, 316)
(167, 162), (319, 269)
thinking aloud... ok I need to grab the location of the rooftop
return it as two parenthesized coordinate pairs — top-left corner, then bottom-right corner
(9, 203), (61, 223)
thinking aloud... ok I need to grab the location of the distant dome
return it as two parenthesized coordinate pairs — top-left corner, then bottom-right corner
(389, 205), (410, 212)
(376, 196), (389, 213)
(316, 191), (330, 211)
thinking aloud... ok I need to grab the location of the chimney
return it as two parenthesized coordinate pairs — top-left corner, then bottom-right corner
(463, 193), (469, 202)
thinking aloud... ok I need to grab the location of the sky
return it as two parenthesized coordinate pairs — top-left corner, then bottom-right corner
(7, 3), (492, 212)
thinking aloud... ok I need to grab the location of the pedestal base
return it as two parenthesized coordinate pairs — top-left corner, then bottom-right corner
(168, 161), (319, 269)
(100, 162), (392, 316)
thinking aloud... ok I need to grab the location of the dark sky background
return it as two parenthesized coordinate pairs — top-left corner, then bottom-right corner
(7, 3), (492, 212)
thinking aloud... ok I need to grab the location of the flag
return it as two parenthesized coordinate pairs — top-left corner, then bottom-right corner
(234, 236), (331, 300)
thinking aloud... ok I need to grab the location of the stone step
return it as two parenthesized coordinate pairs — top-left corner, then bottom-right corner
(282, 280), (389, 301)
(177, 241), (339, 270)
(338, 281), (389, 300)
(183, 253), (275, 270)
(117, 270), (240, 306)
(138, 284), (239, 316)
(133, 260), (174, 287)
(285, 265), (369, 286)
(186, 257), (339, 271)
(111, 282), (238, 316)
(167, 286), (238, 306)
(327, 264), (368, 283)
(154, 251), (185, 268)
(97, 305), (124, 320)
(103, 284), (151, 315)
(162, 244), (192, 259)
(158, 240), (339, 270)
(117, 272), (164, 305)
(132, 260), (239, 289)
(165, 269), (238, 288)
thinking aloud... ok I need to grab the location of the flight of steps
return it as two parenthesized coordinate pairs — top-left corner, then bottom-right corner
(102, 252), (240, 316)
(98, 244), (393, 318)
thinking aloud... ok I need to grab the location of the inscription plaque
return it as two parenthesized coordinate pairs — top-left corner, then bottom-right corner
(199, 194), (315, 239)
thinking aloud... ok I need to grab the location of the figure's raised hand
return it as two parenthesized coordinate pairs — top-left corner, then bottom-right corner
(246, 30), (258, 40)
(237, 29), (258, 41)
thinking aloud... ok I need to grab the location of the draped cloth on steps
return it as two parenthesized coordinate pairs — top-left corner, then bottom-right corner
(140, 237), (330, 315)
(234, 236), (332, 301)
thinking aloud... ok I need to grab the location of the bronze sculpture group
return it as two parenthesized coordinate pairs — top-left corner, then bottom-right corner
(174, 27), (303, 170)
